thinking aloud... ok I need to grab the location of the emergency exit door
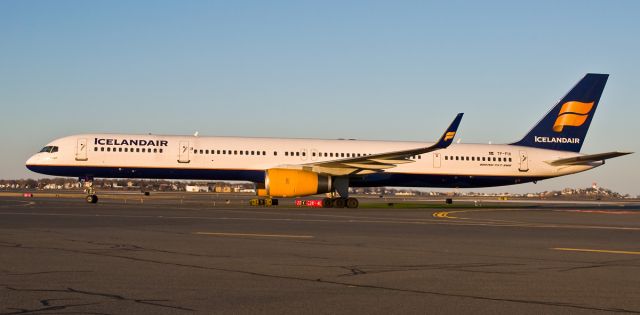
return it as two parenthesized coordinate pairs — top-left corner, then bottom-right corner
(518, 150), (529, 172)
(75, 138), (88, 161)
(433, 152), (442, 168)
(178, 141), (190, 163)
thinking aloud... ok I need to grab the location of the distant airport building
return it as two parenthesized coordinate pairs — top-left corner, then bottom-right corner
(185, 185), (209, 193)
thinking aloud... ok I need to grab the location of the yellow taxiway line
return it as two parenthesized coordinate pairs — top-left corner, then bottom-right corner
(552, 248), (640, 255)
(194, 232), (314, 239)
(432, 211), (457, 219)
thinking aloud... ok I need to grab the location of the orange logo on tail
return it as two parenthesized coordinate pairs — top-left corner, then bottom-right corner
(444, 131), (456, 141)
(553, 101), (594, 132)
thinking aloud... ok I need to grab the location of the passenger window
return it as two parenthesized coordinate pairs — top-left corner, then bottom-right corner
(141, 148), (145, 152)
(285, 152), (289, 156)
(107, 148), (111, 152)
(154, 148), (158, 153)
(124, 148), (128, 152)
(296, 152), (299, 156)
(206, 150), (209, 154)
(94, 147), (98, 151)
(274, 151), (277, 156)
(101, 147), (105, 152)
(136, 148), (140, 152)
(341, 153), (344, 157)
(159, 149), (163, 153)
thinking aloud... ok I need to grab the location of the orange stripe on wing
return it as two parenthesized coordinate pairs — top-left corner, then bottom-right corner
(444, 131), (456, 141)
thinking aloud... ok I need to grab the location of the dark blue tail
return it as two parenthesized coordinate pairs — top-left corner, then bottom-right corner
(512, 73), (609, 152)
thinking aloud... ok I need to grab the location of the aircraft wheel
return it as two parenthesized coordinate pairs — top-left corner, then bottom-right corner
(346, 198), (359, 209)
(322, 198), (332, 208)
(332, 198), (346, 208)
(86, 195), (98, 204)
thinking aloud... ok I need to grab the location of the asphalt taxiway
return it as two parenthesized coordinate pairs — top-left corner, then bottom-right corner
(1, 196), (640, 314)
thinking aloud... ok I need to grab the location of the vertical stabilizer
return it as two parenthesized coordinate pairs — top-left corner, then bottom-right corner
(512, 73), (608, 152)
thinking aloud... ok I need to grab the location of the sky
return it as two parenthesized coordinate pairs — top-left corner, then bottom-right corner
(1, 0), (639, 196)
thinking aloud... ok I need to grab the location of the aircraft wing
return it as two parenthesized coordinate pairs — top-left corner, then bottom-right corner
(299, 113), (463, 176)
(546, 151), (632, 166)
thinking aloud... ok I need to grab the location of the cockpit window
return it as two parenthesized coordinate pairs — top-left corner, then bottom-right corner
(39, 146), (58, 153)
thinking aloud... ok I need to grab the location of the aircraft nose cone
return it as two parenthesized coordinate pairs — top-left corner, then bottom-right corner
(25, 154), (40, 169)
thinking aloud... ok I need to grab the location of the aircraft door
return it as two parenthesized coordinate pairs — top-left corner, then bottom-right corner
(75, 138), (88, 161)
(300, 149), (308, 161)
(518, 151), (529, 172)
(178, 141), (190, 163)
(433, 152), (441, 168)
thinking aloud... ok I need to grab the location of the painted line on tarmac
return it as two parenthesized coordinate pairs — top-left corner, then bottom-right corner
(552, 248), (640, 255)
(561, 210), (640, 215)
(194, 232), (314, 239)
(432, 211), (458, 219)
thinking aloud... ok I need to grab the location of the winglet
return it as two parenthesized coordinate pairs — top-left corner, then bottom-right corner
(434, 113), (463, 148)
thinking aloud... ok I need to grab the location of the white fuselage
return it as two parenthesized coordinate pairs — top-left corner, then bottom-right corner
(26, 133), (598, 189)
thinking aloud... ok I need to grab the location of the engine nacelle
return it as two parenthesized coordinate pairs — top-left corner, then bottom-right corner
(264, 168), (331, 197)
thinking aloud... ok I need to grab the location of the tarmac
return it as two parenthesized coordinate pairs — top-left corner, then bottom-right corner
(1, 195), (640, 314)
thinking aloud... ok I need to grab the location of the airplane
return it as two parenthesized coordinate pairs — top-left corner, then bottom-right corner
(26, 73), (631, 207)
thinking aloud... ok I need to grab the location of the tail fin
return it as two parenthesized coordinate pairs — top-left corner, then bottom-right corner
(512, 73), (609, 152)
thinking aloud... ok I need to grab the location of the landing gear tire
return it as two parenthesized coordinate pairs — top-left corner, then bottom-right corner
(332, 198), (346, 208)
(346, 197), (359, 209)
(86, 195), (98, 204)
(322, 198), (333, 208)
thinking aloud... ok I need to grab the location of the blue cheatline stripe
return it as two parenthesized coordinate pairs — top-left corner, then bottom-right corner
(26, 165), (550, 188)
(26, 165), (266, 183)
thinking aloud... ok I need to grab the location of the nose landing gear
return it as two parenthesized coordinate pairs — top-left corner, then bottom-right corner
(81, 178), (98, 204)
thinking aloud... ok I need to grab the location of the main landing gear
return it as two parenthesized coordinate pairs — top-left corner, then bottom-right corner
(322, 197), (359, 208)
(322, 177), (358, 208)
(81, 178), (98, 204)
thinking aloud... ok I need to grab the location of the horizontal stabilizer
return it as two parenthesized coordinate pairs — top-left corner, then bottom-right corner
(546, 151), (632, 166)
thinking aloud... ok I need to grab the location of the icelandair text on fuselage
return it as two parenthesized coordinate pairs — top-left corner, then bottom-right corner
(534, 136), (580, 144)
(94, 138), (168, 147)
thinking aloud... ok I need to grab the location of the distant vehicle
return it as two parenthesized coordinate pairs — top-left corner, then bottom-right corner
(26, 74), (631, 207)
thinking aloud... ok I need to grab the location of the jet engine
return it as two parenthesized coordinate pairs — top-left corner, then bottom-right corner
(262, 168), (332, 197)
